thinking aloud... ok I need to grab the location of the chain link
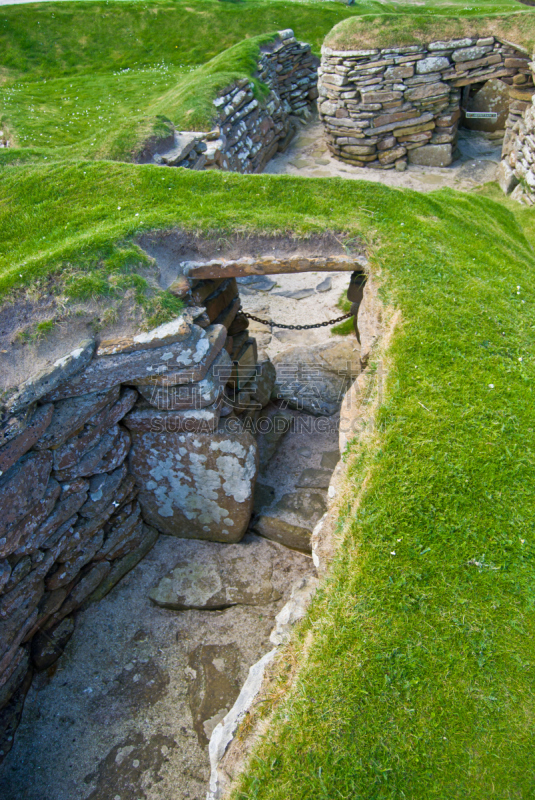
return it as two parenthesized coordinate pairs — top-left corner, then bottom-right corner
(243, 312), (352, 331)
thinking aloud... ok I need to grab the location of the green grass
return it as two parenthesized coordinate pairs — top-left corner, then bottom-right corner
(2, 1), (535, 794)
(2, 0), (534, 162)
(326, 8), (535, 52)
(1, 149), (535, 800)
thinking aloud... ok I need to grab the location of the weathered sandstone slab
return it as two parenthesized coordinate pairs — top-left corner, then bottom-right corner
(129, 429), (258, 542)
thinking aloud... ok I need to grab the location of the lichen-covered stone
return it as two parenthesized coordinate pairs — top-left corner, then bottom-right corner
(134, 324), (227, 387)
(78, 465), (128, 519)
(129, 429), (258, 542)
(149, 541), (281, 611)
(135, 348), (231, 410)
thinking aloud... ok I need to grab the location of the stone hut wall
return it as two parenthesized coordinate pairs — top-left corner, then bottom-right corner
(155, 30), (319, 174)
(318, 36), (533, 170)
(0, 277), (269, 760)
(498, 61), (535, 205)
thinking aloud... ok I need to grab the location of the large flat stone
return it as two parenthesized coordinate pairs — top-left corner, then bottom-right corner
(44, 325), (213, 401)
(135, 349), (231, 409)
(149, 541), (281, 611)
(405, 82), (450, 101)
(134, 324), (227, 387)
(124, 405), (221, 434)
(96, 314), (194, 356)
(182, 255), (359, 279)
(5, 340), (95, 414)
(128, 429), (258, 542)
(408, 143), (453, 166)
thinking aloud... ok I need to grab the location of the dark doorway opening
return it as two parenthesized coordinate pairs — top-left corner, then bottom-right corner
(455, 79), (509, 165)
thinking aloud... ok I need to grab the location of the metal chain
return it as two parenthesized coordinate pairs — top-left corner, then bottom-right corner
(243, 311), (352, 331)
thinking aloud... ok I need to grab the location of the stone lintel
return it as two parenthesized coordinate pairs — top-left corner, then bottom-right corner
(182, 255), (364, 279)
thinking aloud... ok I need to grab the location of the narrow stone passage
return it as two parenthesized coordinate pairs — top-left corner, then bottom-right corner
(0, 269), (355, 800)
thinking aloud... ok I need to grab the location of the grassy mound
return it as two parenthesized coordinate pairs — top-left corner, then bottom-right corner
(2, 164), (535, 798)
(326, 10), (535, 53)
(2, 0), (532, 163)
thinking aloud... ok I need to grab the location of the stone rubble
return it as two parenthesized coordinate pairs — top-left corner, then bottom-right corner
(319, 37), (533, 169)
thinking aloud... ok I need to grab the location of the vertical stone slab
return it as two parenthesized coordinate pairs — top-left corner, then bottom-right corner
(129, 428), (258, 542)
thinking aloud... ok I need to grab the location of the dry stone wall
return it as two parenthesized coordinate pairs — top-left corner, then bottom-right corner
(498, 61), (535, 205)
(154, 30), (319, 174)
(319, 36), (533, 170)
(0, 276), (274, 761)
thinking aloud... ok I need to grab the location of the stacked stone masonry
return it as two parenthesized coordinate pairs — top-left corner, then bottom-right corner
(155, 30), (319, 174)
(498, 59), (535, 205)
(0, 276), (275, 761)
(319, 36), (533, 170)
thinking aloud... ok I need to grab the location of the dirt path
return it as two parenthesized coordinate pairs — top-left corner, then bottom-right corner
(264, 115), (502, 193)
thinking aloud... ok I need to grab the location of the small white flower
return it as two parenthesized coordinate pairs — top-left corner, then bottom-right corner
(397, 538), (402, 542)
(519, 357), (523, 362)
(117, 206), (121, 210)
(520, 539), (526, 545)
(517, 285), (520, 290)
(135, 213), (139, 217)
(488, 384), (494, 388)
(390, 551), (396, 556)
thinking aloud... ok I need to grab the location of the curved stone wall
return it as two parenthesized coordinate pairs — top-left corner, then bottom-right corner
(498, 77), (535, 205)
(318, 36), (533, 170)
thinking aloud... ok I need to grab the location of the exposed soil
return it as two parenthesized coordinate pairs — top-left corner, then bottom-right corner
(136, 230), (365, 291)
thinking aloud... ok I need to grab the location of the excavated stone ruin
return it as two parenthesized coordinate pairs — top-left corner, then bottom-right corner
(142, 30), (319, 174)
(318, 36), (533, 171)
(0, 233), (377, 800)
